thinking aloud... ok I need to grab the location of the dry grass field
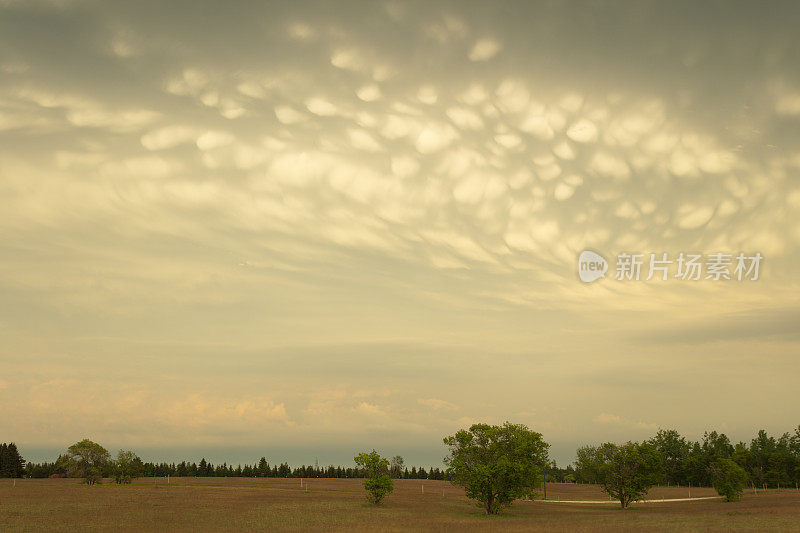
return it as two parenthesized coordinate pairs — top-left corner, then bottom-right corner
(1, 478), (799, 532)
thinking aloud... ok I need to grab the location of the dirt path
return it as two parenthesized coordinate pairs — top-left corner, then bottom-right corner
(533, 496), (723, 504)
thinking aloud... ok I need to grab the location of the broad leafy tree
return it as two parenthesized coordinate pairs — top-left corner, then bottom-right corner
(683, 431), (734, 487)
(749, 429), (792, 488)
(389, 455), (404, 478)
(65, 439), (111, 485)
(647, 429), (690, 485)
(588, 441), (663, 509)
(575, 445), (602, 483)
(443, 422), (549, 515)
(114, 450), (143, 484)
(354, 450), (393, 504)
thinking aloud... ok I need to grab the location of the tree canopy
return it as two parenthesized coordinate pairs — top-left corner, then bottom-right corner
(114, 450), (144, 484)
(354, 450), (394, 505)
(710, 457), (749, 501)
(65, 439), (111, 485)
(0, 443), (26, 478)
(443, 422), (549, 514)
(578, 441), (663, 509)
(389, 455), (405, 478)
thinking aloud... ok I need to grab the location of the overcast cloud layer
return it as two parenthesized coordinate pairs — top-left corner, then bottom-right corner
(1, 0), (799, 466)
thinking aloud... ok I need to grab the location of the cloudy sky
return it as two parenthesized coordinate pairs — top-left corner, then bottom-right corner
(1, 0), (799, 466)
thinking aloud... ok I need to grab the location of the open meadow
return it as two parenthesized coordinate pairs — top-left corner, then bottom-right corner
(2, 478), (799, 532)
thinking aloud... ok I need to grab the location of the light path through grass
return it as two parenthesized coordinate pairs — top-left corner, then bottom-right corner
(533, 496), (723, 504)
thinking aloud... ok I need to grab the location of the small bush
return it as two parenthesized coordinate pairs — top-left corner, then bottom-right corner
(710, 458), (748, 502)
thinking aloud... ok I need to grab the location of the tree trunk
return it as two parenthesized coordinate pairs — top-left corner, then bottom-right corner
(620, 492), (630, 509)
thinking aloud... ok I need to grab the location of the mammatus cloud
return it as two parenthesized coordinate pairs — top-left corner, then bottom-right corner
(0, 0), (799, 463)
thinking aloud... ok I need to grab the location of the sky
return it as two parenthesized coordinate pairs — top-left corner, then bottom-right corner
(1, 0), (799, 468)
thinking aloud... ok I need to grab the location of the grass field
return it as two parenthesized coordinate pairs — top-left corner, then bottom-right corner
(1, 478), (799, 532)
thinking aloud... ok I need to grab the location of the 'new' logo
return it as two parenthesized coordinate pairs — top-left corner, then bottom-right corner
(578, 250), (608, 283)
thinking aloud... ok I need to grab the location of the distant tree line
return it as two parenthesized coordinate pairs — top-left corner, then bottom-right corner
(573, 427), (800, 490)
(14, 445), (444, 481)
(8, 425), (799, 492)
(527, 426), (800, 490)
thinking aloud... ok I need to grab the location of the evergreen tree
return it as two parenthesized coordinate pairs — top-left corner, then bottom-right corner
(257, 457), (269, 477)
(0, 443), (26, 478)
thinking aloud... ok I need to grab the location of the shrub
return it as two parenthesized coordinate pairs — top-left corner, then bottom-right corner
(710, 458), (748, 502)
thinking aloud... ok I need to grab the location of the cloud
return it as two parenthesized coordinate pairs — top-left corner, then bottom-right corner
(593, 413), (657, 431)
(196, 130), (235, 151)
(141, 126), (198, 151)
(469, 38), (501, 61)
(354, 402), (384, 416)
(593, 413), (622, 424)
(418, 398), (459, 411)
(0, 0), (798, 463)
(159, 394), (291, 428)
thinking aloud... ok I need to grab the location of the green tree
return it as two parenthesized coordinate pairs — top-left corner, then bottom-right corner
(354, 450), (394, 504)
(682, 442), (707, 486)
(443, 422), (549, 515)
(749, 429), (792, 488)
(702, 431), (734, 462)
(789, 425), (800, 486)
(389, 455), (404, 478)
(683, 431), (734, 487)
(710, 457), (748, 501)
(731, 441), (752, 484)
(589, 441), (663, 509)
(113, 450), (143, 484)
(65, 439), (111, 485)
(0, 443), (26, 478)
(575, 444), (602, 484)
(647, 429), (689, 485)
(257, 457), (270, 477)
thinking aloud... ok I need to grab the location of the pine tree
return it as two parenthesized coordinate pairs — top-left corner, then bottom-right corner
(0, 442), (21, 477)
(0, 443), (7, 477)
(257, 457), (269, 477)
